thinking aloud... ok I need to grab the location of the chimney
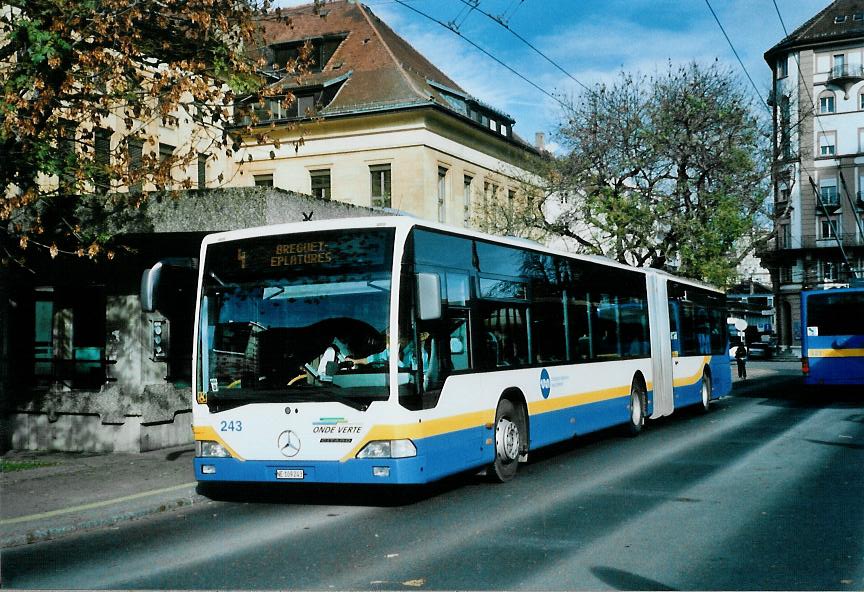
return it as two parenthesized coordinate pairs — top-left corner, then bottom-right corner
(535, 132), (545, 152)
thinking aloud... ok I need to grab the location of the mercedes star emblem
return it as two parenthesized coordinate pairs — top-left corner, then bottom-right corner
(277, 430), (301, 457)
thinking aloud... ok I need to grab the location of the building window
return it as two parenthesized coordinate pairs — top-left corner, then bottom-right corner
(819, 93), (836, 114)
(484, 181), (498, 204)
(859, 93), (864, 110)
(370, 164), (391, 208)
(94, 127), (111, 191)
(310, 169), (331, 200)
(157, 142), (175, 189)
(819, 182), (839, 206)
(158, 142), (174, 162)
(780, 223), (790, 248)
(254, 174), (273, 187)
(833, 53), (846, 76)
(297, 94), (317, 118)
(777, 56), (788, 79)
(835, 15), (848, 24)
(437, 166), (448, 223)
(197, 153), (207, 189)
(820, 218), (839, 239)
(819, 132), (836, 156)
(33, 286), (107, 390)
(820, 260), (840, 282)
(128, 138), (143, 193)
(463, 175), (473, 226)
(778, 186), (790, 202)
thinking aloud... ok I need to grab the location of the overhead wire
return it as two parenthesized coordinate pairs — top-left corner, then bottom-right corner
(453, 0), (591, 93)
(703, 0), (769, 110)
(391, 0), (569, 108)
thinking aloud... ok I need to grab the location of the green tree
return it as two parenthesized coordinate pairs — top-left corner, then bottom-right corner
(529, 62), (770, 287)
(0, 0), (305, 263)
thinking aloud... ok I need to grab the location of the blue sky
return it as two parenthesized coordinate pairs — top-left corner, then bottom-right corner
(279, 0), (830, 149)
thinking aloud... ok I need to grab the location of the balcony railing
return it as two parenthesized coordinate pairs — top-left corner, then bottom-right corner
(828, 63), (864, 84)
(774, 233), (864, 250)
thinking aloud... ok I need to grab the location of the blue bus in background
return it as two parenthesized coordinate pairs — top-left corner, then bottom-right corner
(801, 287), (864, 386)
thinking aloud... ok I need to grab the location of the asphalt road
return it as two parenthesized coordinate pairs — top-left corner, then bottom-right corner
(4, 363), (863, 590)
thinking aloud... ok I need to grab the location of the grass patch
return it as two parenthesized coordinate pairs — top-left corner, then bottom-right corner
(0, 459), (59, 473)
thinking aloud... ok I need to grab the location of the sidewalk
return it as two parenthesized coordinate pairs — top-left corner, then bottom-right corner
(1, 444), (206, 548)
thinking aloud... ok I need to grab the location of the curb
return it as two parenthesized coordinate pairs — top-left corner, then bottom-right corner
(1, 486), (206, 548)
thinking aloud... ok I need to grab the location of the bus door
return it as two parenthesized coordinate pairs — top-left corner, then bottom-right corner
(647, 274), (674, 417)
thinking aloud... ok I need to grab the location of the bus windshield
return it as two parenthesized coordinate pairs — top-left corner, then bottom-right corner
(806, 291), (864, 336)
(197, 228), (395, 411)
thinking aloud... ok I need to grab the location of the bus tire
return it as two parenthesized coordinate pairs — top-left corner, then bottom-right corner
(491, 398), (523, 482)
(627, 380), (646, 436)
(699, 373), (712, 413)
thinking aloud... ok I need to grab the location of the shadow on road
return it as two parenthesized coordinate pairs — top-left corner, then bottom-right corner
(733, 374), (862, 409)
(196, 470), (481, 506)
(591, 566), (676, 591)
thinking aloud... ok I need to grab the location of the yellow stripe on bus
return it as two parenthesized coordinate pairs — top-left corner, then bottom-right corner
(808, 348), (864, 358)
(341, 374), (663, 462)
(192, 425), (245, 460)
(341, 409), (495, 461)
(672, 356), (710, 387)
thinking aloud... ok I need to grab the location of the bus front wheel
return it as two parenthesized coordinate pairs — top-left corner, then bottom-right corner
(491, 399), (523, 482)
(699, 373), (712, 413)
(627, 381), (646, 435)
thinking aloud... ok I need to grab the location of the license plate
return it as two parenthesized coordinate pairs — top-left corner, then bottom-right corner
(276, 469), (304, 480)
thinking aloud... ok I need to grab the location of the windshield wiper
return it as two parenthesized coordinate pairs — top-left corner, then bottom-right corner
(207, 387), (369, 412)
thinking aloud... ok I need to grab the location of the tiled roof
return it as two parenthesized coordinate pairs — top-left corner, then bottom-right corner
(766, 0), (864, 60)
(255, 1), (520, 133)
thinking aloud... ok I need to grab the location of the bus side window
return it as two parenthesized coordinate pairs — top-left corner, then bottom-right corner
(480, 303), (528, 368)
(566, 293), (591, 361)
(449, 318), (470, 371)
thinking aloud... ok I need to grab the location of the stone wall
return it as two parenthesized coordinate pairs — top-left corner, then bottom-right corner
(6, 187), (386, 452)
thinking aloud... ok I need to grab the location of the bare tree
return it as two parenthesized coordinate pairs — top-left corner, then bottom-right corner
(490, 62), (771, 287)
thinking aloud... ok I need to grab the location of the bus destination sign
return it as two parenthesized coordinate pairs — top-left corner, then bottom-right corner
(208, 229), (395, 279)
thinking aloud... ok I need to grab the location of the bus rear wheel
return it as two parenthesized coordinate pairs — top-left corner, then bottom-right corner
(491, 399), (523, 482)
(627, 381), (646, 436)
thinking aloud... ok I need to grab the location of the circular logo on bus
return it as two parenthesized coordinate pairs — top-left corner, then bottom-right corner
(277, 430), (301, 457)
(540, 368), (551, 399)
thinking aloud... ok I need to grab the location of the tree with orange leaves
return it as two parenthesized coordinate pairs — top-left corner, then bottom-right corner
(0, 0), (305, 265)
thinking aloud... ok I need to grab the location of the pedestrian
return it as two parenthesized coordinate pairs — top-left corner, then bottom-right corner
(735, 343), (748, 379)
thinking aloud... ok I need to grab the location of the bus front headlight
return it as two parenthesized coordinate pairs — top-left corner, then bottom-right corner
(196, 440), (231, 458)
(356, 439), (417, 459)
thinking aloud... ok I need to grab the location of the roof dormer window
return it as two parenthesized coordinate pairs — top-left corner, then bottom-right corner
(269, 34), (347, 74)
(835, 15), (847, 24)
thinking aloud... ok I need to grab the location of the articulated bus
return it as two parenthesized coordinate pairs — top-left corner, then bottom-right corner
(801, 287), (864, 386)
(186, 217), (731, 485)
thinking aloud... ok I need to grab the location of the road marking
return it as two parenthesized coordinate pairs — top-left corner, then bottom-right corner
(0, 482), (198, 525)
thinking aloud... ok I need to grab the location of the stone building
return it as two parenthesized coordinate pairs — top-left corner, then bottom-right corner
(762, 0), (864, 351)
(231, 0), (538, 226)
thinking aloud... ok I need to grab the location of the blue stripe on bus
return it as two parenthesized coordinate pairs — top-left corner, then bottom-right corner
(196, 389), (658, 485)
(805, 355), (864, 385)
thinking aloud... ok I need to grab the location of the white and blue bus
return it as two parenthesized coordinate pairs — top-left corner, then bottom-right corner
(185, 217), (731, 485)
(801, 287), (864, 386)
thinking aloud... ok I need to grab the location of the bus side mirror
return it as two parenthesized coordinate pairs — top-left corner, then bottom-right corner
(140, 262), (164, 313)
(416, 273), (442, 321)
(140, 257), (198, 313)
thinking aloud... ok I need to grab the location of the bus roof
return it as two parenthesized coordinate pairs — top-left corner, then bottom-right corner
(200, 215), (724, 294)
(801, 285), (864, 297)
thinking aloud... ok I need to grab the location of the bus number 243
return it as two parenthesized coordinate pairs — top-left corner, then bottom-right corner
(220, 420), (243, 432)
